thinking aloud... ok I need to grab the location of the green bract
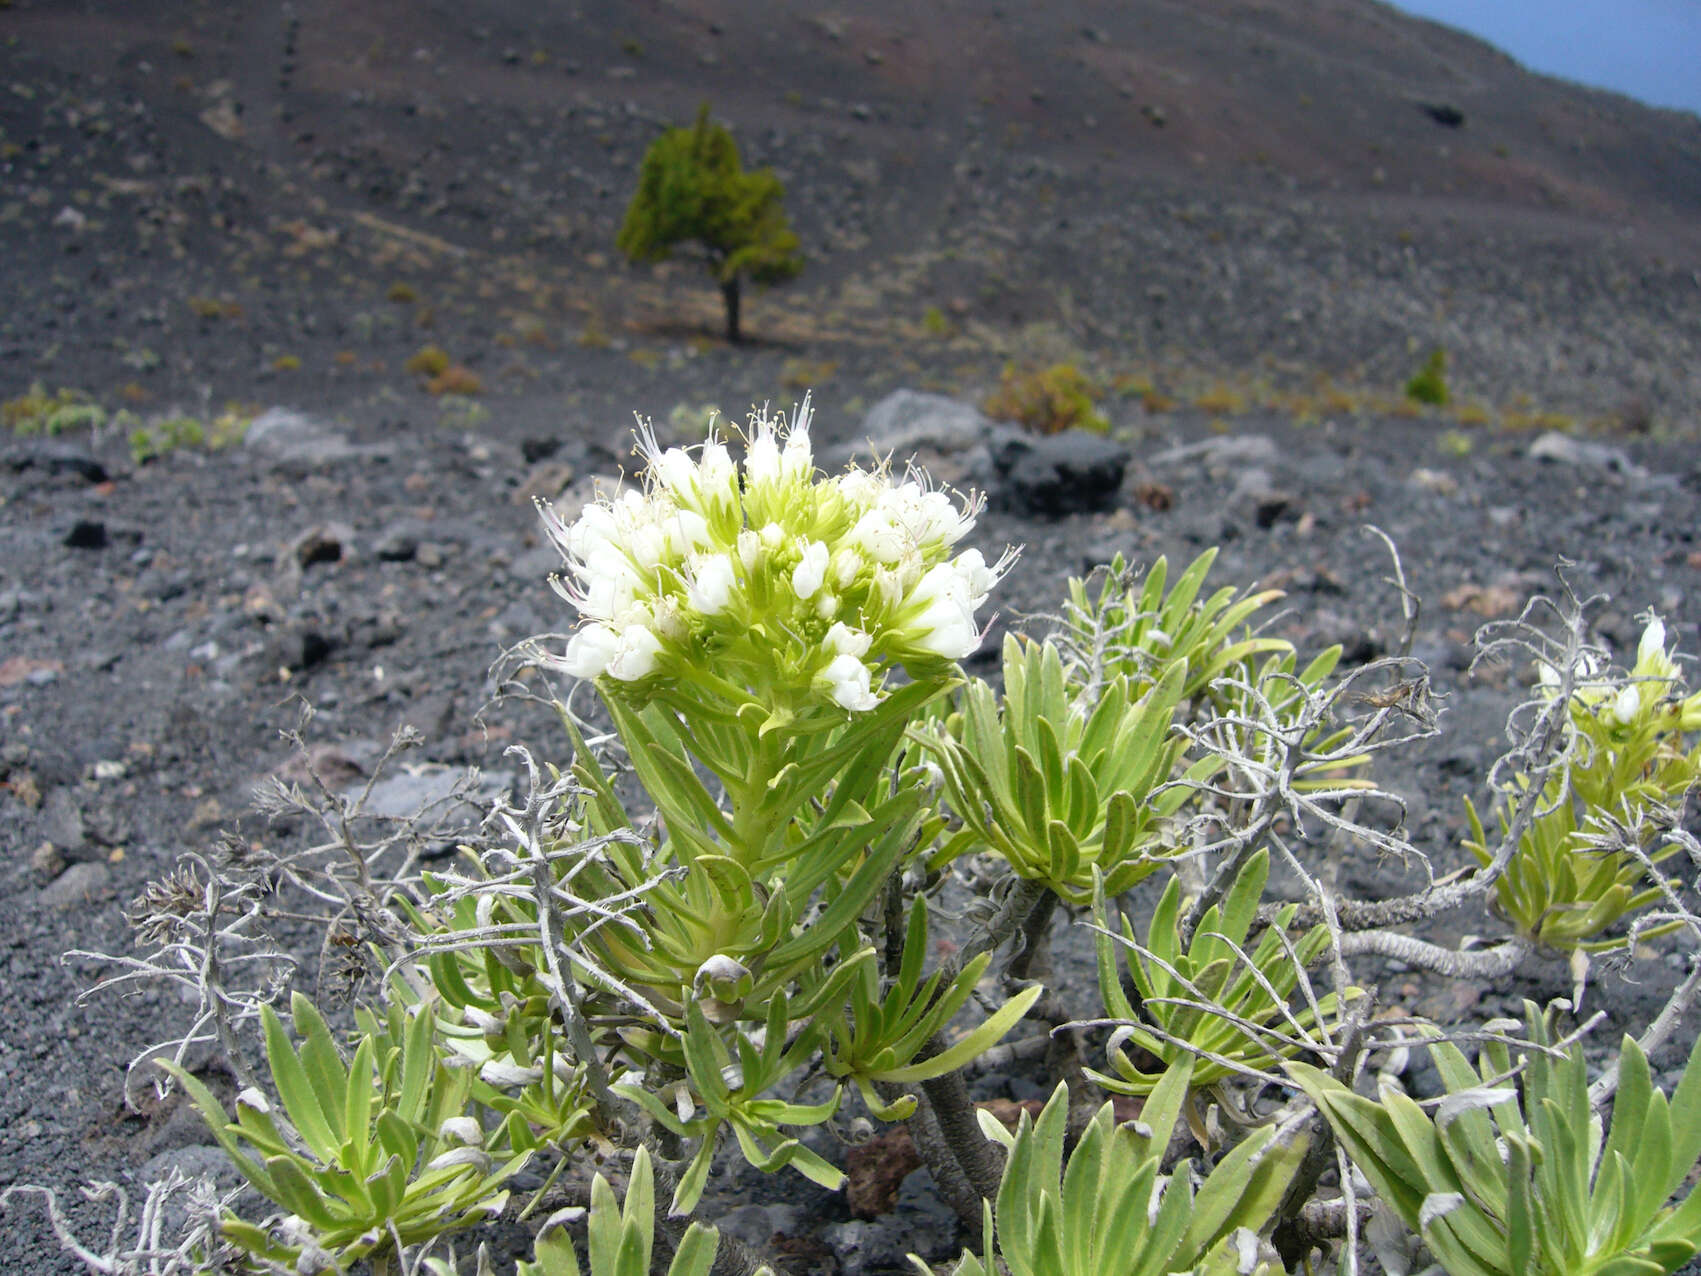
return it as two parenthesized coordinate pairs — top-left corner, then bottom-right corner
(165, 995), (530, 1270)
(930, 635), (1215, 902)
(1090, 849), (1347, 1094)
(918, 1064), (1306, 1276)
(1290, 1002), (1701, 1276)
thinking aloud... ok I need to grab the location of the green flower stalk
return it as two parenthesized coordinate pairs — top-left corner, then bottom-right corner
(530, 399), (1023, 1036)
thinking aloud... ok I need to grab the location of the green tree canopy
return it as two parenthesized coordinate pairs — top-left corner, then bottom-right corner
(617, 104), (803, 343)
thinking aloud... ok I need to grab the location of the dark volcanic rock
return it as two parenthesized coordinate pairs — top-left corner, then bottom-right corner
(992, 429), (1131, 517)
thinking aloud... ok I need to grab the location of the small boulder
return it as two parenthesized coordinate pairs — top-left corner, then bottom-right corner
(1529, 431), (1645, 480)
(825, 390), (996, 470)
(992, 429), (1131, 517)
(39, 861), (112, 909)
(244, 407), (363, 470)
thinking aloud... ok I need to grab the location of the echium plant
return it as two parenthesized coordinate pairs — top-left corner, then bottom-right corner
(516, 397), (1037, 1210)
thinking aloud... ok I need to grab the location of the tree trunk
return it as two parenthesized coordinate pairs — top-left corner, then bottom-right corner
(720, 275), (742, 344)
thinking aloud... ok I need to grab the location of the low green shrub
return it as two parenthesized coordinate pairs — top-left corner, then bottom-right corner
(983, 362), (1108, 433)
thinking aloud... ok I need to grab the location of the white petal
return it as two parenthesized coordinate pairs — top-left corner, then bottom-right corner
(825, 622), (872, 659)
(792, 540), (830, 599)
(1612, 683), (1641, 724)
(558, 624), (619, 678)
(607, 625), (663, 681)
(687, 553), (736, 614)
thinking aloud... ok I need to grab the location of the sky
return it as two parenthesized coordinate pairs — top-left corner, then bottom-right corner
(1387, 0), (1701, 116)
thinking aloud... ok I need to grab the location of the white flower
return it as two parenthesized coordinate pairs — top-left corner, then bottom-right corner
(687, 553), (737, 614)
(1640, 617), (1667, 667)
(837, 468), (885, 510)
(745, 426), (781, 486)
(825, 622), (872, 659)
(882, 480), (975, 549)
(558, 622), (620, 678)
(1636, 616), (1678, 682)
(606, 625), (663, 681)
(699, 440), (736, 495)
(737, 528), (763, 572)
(851, 506), (907, 564)
(780, 407), (814, 483)
(650, 446), (701, 502)
(910, 563), (982, 658)
(951, 547), (1002, 606)
(1612, 683), (1641, 725)
(821, 653), (880, 711)
(792, 540), (830, 599)
(830, 546), (864, 589)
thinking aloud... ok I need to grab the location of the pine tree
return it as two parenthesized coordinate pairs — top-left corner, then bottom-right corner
(617, 105), (803, 344)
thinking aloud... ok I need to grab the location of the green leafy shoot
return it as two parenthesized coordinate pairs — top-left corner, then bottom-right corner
(929, 635), (1215, 901)
(1289, 1001), (1701, 1276)
(162, 994), (530, 1269)
(1090, 850), (1345, 1094)
(921, 1066), (1305, 1276)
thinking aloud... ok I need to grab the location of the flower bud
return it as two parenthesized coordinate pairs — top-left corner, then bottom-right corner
(694, 953), (754, 1002)
(792, 540), (829, 599)
(1612, 683), (1641, 725)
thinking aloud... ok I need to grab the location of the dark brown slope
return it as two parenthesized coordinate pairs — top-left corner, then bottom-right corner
(1, 0), (1698, 427)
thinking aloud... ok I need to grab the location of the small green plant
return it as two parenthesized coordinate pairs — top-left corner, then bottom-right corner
(406, 344), (452, 378)
(617, 104), (803, 343)
(437, 395), (490, 430)
(1290, 1002), (1701, 1276)
(1406, 347), (1450, 406)
(1439, 428), (1474, 456)
(922, 304), (950, 337)
(427, 365), (483, 396)
(3, 383), (107, 435)
(129, 408), (250, 463)
(930, 635), (1208, 903)
(921, 1065), (1306, 1276)
(983, 362), (1108, 434)
(166, 996), (533, 1272)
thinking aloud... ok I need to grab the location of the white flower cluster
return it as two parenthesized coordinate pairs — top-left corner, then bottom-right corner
(1537, 615), (1700, 730)
(538, 397), (1014, 711)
